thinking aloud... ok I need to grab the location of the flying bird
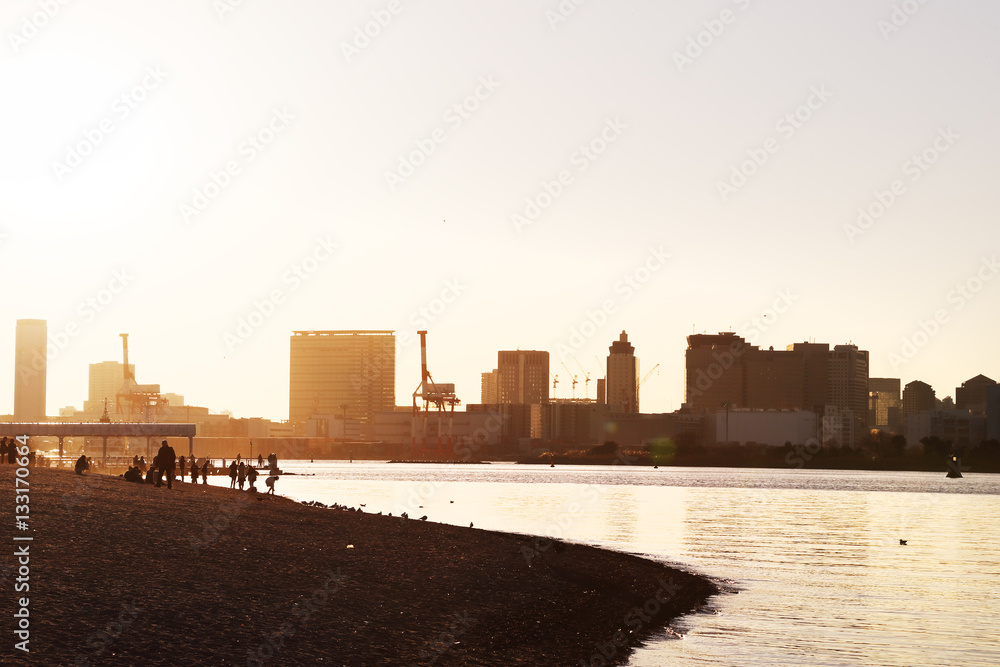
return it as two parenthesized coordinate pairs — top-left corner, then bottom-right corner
(899, 539), (907, 545)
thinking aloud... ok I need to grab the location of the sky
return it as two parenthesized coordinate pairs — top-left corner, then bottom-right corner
(1, 0), (998, 422)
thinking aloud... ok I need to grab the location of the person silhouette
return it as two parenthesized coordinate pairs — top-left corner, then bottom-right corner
(155, 440), (176, 489)
(190, 460), (199, 484)
(237, 461), (246, 490)
(247, 465), (258, 491)
(229, 461), (238, 488)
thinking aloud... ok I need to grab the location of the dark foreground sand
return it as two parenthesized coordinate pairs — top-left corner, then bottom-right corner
(3, 468), (717, 666)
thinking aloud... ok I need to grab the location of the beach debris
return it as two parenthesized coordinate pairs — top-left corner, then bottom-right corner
(401, 512), (408, 519)
(346, 544), (354, 549)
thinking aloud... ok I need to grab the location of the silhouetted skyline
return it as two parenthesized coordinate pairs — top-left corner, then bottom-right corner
(0, 1), (997, 421)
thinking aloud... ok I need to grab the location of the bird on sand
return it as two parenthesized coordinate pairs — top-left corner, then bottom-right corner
(469, 522), (474, 528)
(419, 515), (428, 521)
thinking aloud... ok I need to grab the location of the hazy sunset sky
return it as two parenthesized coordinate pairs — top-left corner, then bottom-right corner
(1, 0), (998, 421)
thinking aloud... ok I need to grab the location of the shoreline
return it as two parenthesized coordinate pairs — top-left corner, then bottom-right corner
(8, 467), (719, 665)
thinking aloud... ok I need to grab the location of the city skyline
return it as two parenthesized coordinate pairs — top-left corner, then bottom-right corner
(0, 1), (997, 421)
(1, 316), (996, 423)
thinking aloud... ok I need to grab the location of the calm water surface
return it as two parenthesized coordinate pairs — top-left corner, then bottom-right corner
(214, 462), (1000, 666)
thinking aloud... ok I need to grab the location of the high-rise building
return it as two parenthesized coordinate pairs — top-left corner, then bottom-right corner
(481, 370), (498, 404)
(868, 377), (902, 430)
(685, 332), (747, 411)
(828, 344), (869, 445)
(14, 319), (47, 421)
(289, 330), (395, 424)
(607, 331), (639, 413)
(685, 333), (869, 443)
(85, 360), (135, 413)
(955, 375), (997, 413)
(496, 351), (549, 405)
(902, 380), (936, 416)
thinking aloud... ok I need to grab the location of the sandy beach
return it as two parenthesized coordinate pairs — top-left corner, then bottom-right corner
(4, 467), (717, 666)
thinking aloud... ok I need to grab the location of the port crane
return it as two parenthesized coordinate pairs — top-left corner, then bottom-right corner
(411, 330), (460, 459)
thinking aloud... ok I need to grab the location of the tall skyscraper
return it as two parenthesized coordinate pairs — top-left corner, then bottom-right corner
(85, 361), (134, 413)
(14, 319), (47, 421)
(607, 330), (638, 413)
(828, 344), (869, 444)
(289, 330), (395, 424)
(496, 351), (549, 405)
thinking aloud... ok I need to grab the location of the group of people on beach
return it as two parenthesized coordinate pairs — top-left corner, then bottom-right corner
(225, 453), (278, 495)
(116, 441), (278, 495)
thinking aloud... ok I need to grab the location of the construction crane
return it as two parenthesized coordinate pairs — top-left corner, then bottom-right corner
(594, 355), (605, 378)
(574, 358), (591, 399)
(636, 363), (660, 411)
(638, 363), (660, 390)
(550, 372), (559, 392)
(411, 330), (459, 459)
(560, 362), (578, 399)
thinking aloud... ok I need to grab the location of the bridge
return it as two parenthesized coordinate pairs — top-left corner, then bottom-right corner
(0, 422), (197, 463)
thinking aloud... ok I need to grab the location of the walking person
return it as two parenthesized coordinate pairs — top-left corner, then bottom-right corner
(237, 461), (247, 490)
(190, 459), (199, 484)
(247, 465), (259, 492)
(178, 456), (187, 481)
(229, 461), (238, 489)
(201, 460), (209, 485)
(155, 440), (176, 489)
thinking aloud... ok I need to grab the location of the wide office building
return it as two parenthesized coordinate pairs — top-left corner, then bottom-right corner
(289, 330), (395, 425)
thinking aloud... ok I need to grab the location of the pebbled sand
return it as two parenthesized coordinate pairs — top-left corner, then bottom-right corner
(3, 467), (718, 666)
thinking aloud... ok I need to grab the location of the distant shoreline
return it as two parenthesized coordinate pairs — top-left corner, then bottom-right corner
(18, 467), (718, 665)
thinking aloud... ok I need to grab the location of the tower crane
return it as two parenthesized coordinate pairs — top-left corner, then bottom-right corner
(550, 372), (559, 392)
(574, 358), (591, 399)
(638, 363), (660, 390)
(560, 362), (578, 399)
